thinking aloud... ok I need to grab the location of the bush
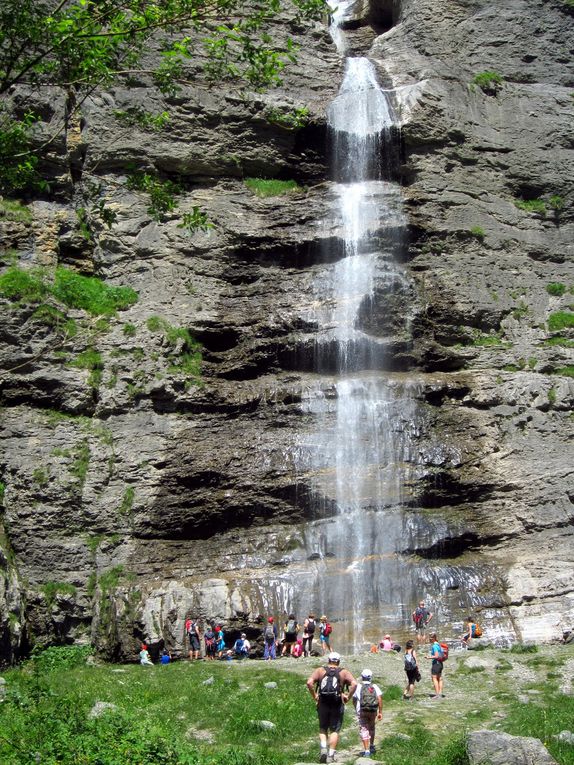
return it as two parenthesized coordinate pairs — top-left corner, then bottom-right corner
(472, 71), (504, 94)
(548, 310), (574, 331)
(547, 282), (567, 296)
(0, 266), (47, 302)
(515, 198), (546, 215)
(31, 645), (91, 672)
(509, 643), (538, 654)
(52, 268), (138, 316)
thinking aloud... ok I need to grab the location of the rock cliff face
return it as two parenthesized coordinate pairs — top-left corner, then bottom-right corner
(0, 0), (573, 663)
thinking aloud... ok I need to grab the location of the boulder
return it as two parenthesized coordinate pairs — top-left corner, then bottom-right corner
(467, 730), (558, 764)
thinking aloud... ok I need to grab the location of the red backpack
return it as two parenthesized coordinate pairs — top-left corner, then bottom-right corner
(324, 622), (332, 636)
(439, 642), (449, 661)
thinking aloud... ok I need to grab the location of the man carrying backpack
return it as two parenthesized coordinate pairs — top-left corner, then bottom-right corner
(412, 600), (433, 643)
(233, 633), (250, 659)
(263, 617), (278, 660)
(306, 652), (357, 764)
(352, 669), (382, 758)
(185, 616), (201, 661)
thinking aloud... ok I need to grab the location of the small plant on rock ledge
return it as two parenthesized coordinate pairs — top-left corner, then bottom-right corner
(471, 71), (504, 95)
(469, 226), (485, 240)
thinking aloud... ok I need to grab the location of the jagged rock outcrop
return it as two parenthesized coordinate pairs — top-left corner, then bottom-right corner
(0, 0), (572, 662)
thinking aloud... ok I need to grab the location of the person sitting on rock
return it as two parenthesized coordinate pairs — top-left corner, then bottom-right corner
(461, 617), (477, 647)
(233, 633), (250, 659)
(379, 634), (393, 652)
(139, 643), (153, 666)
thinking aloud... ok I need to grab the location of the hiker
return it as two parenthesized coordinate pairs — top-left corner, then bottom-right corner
(214, 625), (225, 658)
(352, 668), (383, 757)
(403, 640), (420, 700)
(427, 632), (445, 699)
(412, 600), (433, 642)
(306, 651), (357, 764)
(319, 616), (332, 654)
(303, 613), (317, 657)
(204, 624), (217, 660)
(379, 634), (393, 651)
(292, 638), (304, 658)
(461, 616), (476, 647)
(185, 616), (201, 660)
(233, 633), (250, 659)
(263, 617), (278, 660)
(139, 643), (153, 666)
(282, 613), (299, 656)
(160, 648), (171, 665)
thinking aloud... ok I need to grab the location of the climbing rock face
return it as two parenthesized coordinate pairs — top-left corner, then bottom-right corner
(0, 0), (573, 662)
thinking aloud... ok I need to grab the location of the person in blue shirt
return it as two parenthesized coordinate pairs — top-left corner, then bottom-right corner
(160, 649), (171, 664)
(427, 633), (444, 699)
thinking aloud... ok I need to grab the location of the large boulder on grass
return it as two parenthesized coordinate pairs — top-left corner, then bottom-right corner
(467, 731), (558, 765)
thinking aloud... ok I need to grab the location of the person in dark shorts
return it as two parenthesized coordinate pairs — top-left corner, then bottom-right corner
(282, 613), (299, 656)
(185, 616), (201, 660)
(403, 640), (419, 700)
(306, 652), (357, 763)
(412, 600), (433, 643)
(427, 632), (444, 699)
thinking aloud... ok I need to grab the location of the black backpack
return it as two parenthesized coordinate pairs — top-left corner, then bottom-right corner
(360, 683), (378, 713)
(307, 619), (316, 635)
(319, 667), (341, 700)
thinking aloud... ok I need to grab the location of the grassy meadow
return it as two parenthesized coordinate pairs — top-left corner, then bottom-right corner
(0, 643), (573, 764)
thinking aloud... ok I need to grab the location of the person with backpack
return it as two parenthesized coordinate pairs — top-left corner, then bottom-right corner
(303, 613), (317, 657)
(319, 615), (332, 654)
(185, 616), (201, 661)
(352, 669), (383, 757)
(204, 624), (216, 660)
(412, 600), (433, 643)
(427, 632), (446, 699)
(281, 614), (299, 656)
(403, 640), (420, 700)
(263, 617), (278, 660)
(233, 633), (250, 659)
(306, 652), (357, 764)
(461, 616), (482, 647)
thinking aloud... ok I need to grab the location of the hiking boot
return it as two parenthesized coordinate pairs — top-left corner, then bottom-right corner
(319, 752), (327, 764)
(369, 745), (376, 754)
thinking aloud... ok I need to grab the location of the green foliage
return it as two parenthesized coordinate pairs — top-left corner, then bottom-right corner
(30, 645), (91, 673)
(469, 225), (485, 240)
(0, 266), (47, 302)
(98, 566), (124, 594)
(551, 365), (574, 378)
(0, 481), (5, 504)
(31, 305), (78, 337)
(123, 323), (137, 337)
(547, 282), (567, 296)
(265, 106), (310, 129)
(32, 467), (50, 486)
(244, 178), (304, 197)
(126, 171), (181, 220)
(509, 643), (538, 654)
(114, 108), (170, 132)
(548, 310), (574, 331)
(472, 71), (504, 94)
(0, 0), (325, 195)
(69, 440), (91, 486)
(0, 197), (32, 221)
(382, 684), (404, 701)
(0, 111), (46, 193)
(548, 195), (564, 212)
(548, 387), (557, 405)
(542, 336), (574, 348)
(504, 688), (574, 764)
(515, 198), (547, 215)
(52, 267), (138, 316)
(512, 300), (529, 320)
(69, 348), (104, 388)
(40, 581), (77, 606)
(118, 487), (135, 515)
(178, 207), (213, 233)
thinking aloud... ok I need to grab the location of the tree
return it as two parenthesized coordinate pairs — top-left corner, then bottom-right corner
(0, 0), (326, 197)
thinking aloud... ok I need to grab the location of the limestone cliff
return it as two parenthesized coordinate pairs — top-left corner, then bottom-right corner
(0, 0), (572, 663)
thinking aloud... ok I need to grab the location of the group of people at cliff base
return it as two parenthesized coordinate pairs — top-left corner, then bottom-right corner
(265, 613), (334, 659)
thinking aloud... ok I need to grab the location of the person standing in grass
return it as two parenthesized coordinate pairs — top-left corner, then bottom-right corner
(282, 613), (299, 656)
(319, 616), (332, 655)
(303, 613), (317, 657)
(403, 640), (419, 700)
(427, 632), (444, 699)
(306, 651), (357, 763)
(263, 617), (278, 660)
(412, 599), (433, 643)
(352, 668), (383, 758)
(185, 616), (201, 661)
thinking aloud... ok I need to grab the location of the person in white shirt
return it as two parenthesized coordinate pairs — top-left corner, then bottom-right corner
(352, 669), (383, 757)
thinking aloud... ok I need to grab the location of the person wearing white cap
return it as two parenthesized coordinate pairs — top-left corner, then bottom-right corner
(352, 669), (383, 757)
(306, 652), (357, 763)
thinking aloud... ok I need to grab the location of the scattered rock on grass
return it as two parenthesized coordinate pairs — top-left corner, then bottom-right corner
(88, 701), (119, 719)
(553, 730), (574, 745)
(202, 676), (214, 686)
(467, 730), (558, 764)
(264, 681), (278, 689)
(251, 720), (275, 730)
